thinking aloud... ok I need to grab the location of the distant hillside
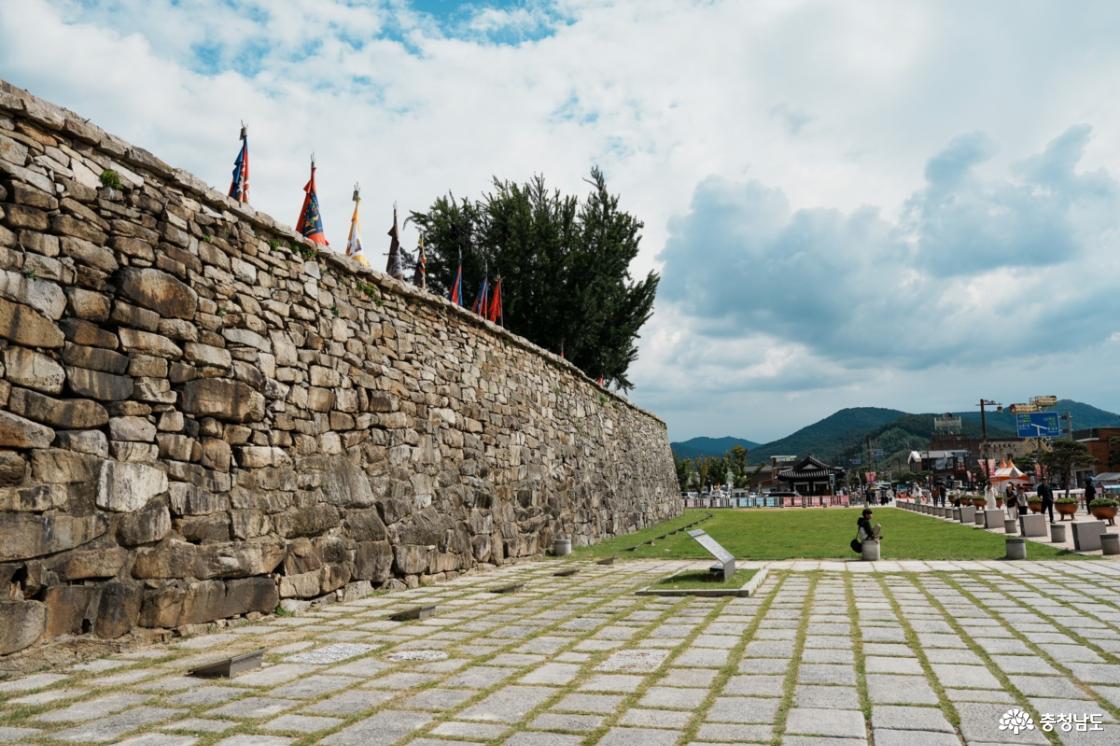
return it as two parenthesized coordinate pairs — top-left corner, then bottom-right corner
(749, 407), (907, 464)
(674, 400), (1120, 469)
(671, 436), (759, 459)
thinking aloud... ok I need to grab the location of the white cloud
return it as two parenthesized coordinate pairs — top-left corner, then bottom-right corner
(2, 0), (1119, 441)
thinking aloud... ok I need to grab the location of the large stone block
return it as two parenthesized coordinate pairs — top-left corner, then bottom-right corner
(393, 543), (434, 575)
(49, 546), (129, 580)
(353, 540), (393, 582)
(0, 512), (108, 561)
(181, 378), (265, 422)
(0, 410), (54, 448)
(117, 267), (198, 319)
(4, 346), (65, 393)
(8, 388), (109, 428)
(0, 449), (27, 486)
(62, 342), (129, 373)
(117, 501), (172, 546)
(0, 297), (64, 347)
(0, 600), (46, 654)
(66, 365), (134, 401)
(1019, 513), (1047, 537)
(43, 585), (99, 638)
(118, 327), (182, 358)
(96, 460), (168, 512)
(0, 268), (66, 319)
(31, 448), (101, 484)
(95, 581), (141, 639)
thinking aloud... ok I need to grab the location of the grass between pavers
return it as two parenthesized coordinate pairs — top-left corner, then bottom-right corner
(769, 572), (817, 744)
(572, 507), (1094, 560)
(653, 568), (757, 590)
(957, 571), (1120, 726)
(906, 573), (1063, 746)
(843, 574), (875, 736)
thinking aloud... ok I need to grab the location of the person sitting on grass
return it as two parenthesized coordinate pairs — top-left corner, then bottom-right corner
(857, 508), (880, 543)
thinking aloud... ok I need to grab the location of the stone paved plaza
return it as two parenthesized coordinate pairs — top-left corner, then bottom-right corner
(2, 559), (1120, 745)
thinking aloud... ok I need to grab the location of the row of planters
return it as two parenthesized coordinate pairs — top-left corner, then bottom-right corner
(949, 494), (1118, 524)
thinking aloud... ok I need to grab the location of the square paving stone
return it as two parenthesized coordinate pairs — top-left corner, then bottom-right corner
(619, 708), (691, 728)
(262, 714), (342, 733)
(707, 696), (780, 723)
(211, 697), (300, 719)
(529, 712), (604, 731)
(50, 707), (180, 743)
(866, 674), (937, 705)
(864, 656), (924, 675)
(597, 726), (682, 746)
(162, 718), (234, 733)
(638, 686), (708, 709)
(0, 673), (69, 694)
(673, 647), (730, 668)
(552, 692), (624, 714)
(929, 663), (1002, 689)
(802, 647), (855, 664)
(785, 706), (866, 738)
(797, 663), (857, 686)
(229, 664), (319, 687)
(955, 702), (1048, 744)
(942, 687), (1008, 703)
(793, 684), (862, 709)
(0, 726), (43, 742)
(399, 687), (476, 711)
(270, 674), (359, 699)
(871, 704), (954, 732)
(302, 688), (395, 716)
(504, 733), (583, 746)
(722, 674), (784, 696)
(872, 728), (962, 746)
(432, 721), (509, 739)
(579, 674), (646, 692)
(659, 668), (719, 688)
(165, 686), (250, 707)
(321, 709), (433, 745)
(520, 663), (581, 686)
(460, 686), (558, 721)
(695, 722), (772, 742)
(35, 693), (148, 722)
(991, 655), (1060, 675)
(115, 736), (195, 746)
(738, 658), (791, 675)
(363, 671), (441, 689)
(214, 737), (293, 746)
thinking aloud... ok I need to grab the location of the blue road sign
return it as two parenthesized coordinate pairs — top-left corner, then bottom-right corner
(1016, 411), (1060, 438)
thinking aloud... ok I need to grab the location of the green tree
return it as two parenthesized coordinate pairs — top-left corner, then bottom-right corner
(1107, 436), (1120, 471)
(674, 456), (691, 491)
(1039, 440), (1095, 496)
(728, 445), (749, 487)
(409, 168), (659, 390)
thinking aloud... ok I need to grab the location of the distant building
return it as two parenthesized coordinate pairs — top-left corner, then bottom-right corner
(1074, 427), (1120, 475)
(775, 455), (845, 495)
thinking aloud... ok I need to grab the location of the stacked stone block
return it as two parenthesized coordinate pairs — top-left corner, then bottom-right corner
(0, 80), (680, 655)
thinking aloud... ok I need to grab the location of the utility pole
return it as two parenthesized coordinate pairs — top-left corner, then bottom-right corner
(976, 399), (1001, 488)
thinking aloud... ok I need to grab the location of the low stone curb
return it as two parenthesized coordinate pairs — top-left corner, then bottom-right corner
(635, 566), (769, 597)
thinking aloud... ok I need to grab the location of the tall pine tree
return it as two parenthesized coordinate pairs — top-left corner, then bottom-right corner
(410, 168), (658, 390)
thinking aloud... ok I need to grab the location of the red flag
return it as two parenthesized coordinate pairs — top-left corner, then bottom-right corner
(450, 264), (463, 306)
(487, 277), (503, 324)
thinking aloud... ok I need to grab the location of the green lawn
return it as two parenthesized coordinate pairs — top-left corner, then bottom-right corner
(573, 508), (1090, 561)
(653, 568), (757, 590)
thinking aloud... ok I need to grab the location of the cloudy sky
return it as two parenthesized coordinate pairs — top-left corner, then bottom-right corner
(3, 0), (1119, 442)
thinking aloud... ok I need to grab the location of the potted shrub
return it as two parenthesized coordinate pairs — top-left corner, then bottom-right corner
(1055, 497), (1078, 520)
(1027, 495), (1043, 513)
(971, 495), (987, 508)
(1089, 498), (1118, 526)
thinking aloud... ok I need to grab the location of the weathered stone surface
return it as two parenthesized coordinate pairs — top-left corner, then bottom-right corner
(181, 378), (265, 422)
(0, 601), (46, 654)
(62, 342), (128, 374)
(4, 347), (65, 394)
(184, 341), (231, 368)
(95, 581), (141, 638)
(60, 318), (118, 349)
(0, 449), (27, 486)
(50, 546), (128, 580)
(96, 461), (168, 512)
(117, 267), (198, 319)
(31, 448), (101, 484)
(54, 429), (109, 457)
(0, 268), (66, 319)
(66, 366), (134, 401)
(0, 297), (64, 348)
(0, 483), (67, 511)
(117, 501), (172, 546)
(65, 287), (111, 320)
(8, 387), (108, 429)
(168, 481), (225, 515)
(353, 540), (393, 582)
(118, 327), (182, 358)
(393, 544), (434, 575)
(0, 512), (108, 561)
(109, 415), (156, 442)
(0, 410), (54, 448)
(43, 585), (98, 638)
(140, 576), (278, 628)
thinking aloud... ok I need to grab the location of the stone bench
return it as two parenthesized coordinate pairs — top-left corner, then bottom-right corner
(1072, 521), (1107, 552)
(983, 509), (1005, 529)
(861, 539), (880, 561)
(959, 505), (976, 524)
(1101, 533), (1119, 556)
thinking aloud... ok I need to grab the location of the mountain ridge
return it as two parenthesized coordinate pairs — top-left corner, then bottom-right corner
(671, 400), (1120, 463)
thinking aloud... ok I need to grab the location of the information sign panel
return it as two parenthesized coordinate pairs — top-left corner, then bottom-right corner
(687, 529), (735, 580)
(1016, 411), (1060, 438)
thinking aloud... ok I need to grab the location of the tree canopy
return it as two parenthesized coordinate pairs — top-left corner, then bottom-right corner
(408, 168), (659, 390)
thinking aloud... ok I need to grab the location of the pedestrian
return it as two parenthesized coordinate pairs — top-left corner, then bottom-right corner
(1084, 478), (1096, 514)
(1009, 485), (1022, 519)
(1039, 481), (1055, 523)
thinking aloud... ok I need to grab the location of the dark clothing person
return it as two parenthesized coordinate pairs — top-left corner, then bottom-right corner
(1085, 480), (1096, 513)
(857, 512), (876, 542)
(1039, 483), (1055, 523)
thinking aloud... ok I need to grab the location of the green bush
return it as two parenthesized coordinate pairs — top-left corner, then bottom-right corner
(1055, 497), (1078, 504)
(1089, 497), (1118, 508)
(99, 169), (124, 190)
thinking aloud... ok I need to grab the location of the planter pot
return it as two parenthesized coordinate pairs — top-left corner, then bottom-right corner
(1055, 502), (1078, 520)
(971, 498), (987, 508)
(1027, 500), (1042, 514)
(995, 498), (1004, 508)
(1089, 505), (1117, 526)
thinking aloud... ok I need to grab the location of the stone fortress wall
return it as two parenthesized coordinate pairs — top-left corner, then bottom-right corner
(0, 81), (680, 656)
